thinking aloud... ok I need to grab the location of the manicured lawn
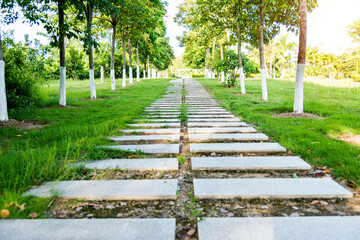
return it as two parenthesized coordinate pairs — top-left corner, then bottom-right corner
(0, 78), (171, 218)
(199, 78), (360, 188)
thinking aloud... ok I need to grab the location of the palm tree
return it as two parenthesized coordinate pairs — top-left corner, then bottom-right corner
(275, 34), (296, 78)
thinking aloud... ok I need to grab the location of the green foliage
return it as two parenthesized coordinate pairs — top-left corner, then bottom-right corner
(66, 41), (88, 80)
(192, 73), (205, 78)
(347, 19), (360, 43)
(2, 33), (48, 110)
(177, 155), (187, 164)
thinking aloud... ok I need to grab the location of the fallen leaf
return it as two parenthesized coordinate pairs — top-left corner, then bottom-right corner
(1, 209), (10, 219)
(185, 161), (189, 165)
(29, 212), (38, 219)
(7, 202), (16, 207)
(306, 149), (311, 153)
(17, 203), (26, 212)
(187, 228), (196, 236)
(311, 200), (320, 205)
(337, 162), (343, 167)
(58, 213), (67, 219)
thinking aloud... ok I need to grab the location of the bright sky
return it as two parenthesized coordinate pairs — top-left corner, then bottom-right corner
(2, 0), (360, 57)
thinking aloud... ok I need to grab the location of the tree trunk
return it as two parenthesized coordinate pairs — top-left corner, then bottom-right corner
(86, 3), (96, 99)
(236, 21), (246, 94)
(122, 35), (126, 88)
(220, 43), (225, 83)
(294, 0), (307, 114)
(259, 0), (268, 101)
(128, 38), (133, 85)
(100, 66), (104, 83)
(147, 56), (151, 78)
(205, 47), (210, 78)
(110, 21), (117, 90)
(226, 29), (230, 51)
(212, 41), (216, 78)
(0, 33), (9, 121)
(136, 43), (140, 82)
(58, 0), (66, 106)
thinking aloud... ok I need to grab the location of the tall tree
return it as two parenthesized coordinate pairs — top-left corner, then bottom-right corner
(293, 0), (307, 114)
(0, 32), (9, 121)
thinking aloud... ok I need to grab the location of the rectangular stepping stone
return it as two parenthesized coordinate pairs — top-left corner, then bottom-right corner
(128, 123), (181, 128)
(188, 127), (256, 134)
(188, 112), (232, 115)
(190, 143), (286, 153)
(188, 115), (235, 118)
(80, 158), (178, 171)
(188, 118), (241, 122)
(191, 156), (311, 170)
(145, 109), (180, 112)
(134, 119), (180, 122)
(188, 122), (247, 127)
(25, 179), (178, 200)
(0, 218), (176, 240)
(194, 178), (353, 199)
(146, 112), (180, 115)
(198, 216), (360, 240)
(121, 129), (180, 134)
(189, 133), (268, 142)
(101, 144), (179, 154)
(109, 134), (180, 142)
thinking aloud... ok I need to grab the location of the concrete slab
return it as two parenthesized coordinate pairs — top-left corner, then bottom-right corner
(188, 122), (247, 127)
(141, 115), (179, 119)
(188, 112), (232, 115)
(145, 110), (180, 112)
(188, 127), (256, 134)
(134, 119), (180, 122)
(198, 216), (360, 240)
(128, 123), (181, 128)
(191, 156), (311, 170)
(121, 129), (180, 134)
(0, 218), (176, 240)
(146, 112), (181, 115)
(188, 118), (241, 122)
(25, 179), (178, 200)
(188, 115), (235, 118)
(194, 178), (353, 199)
(100, 144), (179, 154)
(109, 134), (180, 142)
(80, 158), (178, 170)
(189, 133), (269, 142)
(190, 143), (286, 153)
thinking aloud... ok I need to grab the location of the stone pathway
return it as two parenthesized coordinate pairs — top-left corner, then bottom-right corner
(2, 79), (357, 240)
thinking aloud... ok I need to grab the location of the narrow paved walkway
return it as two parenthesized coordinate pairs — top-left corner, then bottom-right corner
(2, 79), (358, 240)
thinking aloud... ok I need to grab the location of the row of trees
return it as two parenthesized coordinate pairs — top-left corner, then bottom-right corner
(176, 0), (318, 113)
(0, 0), (174, 121)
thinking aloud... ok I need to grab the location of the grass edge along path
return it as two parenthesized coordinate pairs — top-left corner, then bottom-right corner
(199, 78), (360, 189)
(0, 78), (172, 219)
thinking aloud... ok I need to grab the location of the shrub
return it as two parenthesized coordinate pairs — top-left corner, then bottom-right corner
(192, 73), (205, 78)
(351, 75), (360, 82)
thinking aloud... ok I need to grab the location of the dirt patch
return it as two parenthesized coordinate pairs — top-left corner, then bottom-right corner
(337, 134), (360, 146)
(0, 119), (49, 130)
(273, 112), (324, 119)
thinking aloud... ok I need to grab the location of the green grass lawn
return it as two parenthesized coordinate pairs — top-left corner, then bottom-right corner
(0, 78), (171, 218)
(199, 77), (360, 189)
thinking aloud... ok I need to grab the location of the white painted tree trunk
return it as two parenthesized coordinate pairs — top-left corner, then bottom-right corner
(148, 68), (151, 79)
(205, 68), (208, 78)
(122, 68), (126, 88)
(294, 64), (305, 114)
(239, 67), (246, 94)
(260, 68), (268, 101)
(89, 69), (96, 99)
(129, 67), (133, 85)
(59, 66), (66, 106)
(137, 66), (140, 82)
(221, 71), (225, 83)
(100, 66), (104, 84)
(152, 68), (156, 79)
(0, 60), (8, 121)
(110, 69), (115, 91)
(143, 70), (146, 79)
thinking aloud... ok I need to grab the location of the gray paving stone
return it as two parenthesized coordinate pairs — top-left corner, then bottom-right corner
(141, 115), (179, 118)
(188, 112), (232, 115)
(100, 144), (179, 154)
(194, 178), (353, 199)
(188, 115), (235, 118)
(121, 128), (180, 134)
(191, 156), (311, 170)
(190, 143), (286, 153)
(134, 119), (180, 122)
(198, 216), (360, 240)
(25, 179), (178, 200)
(145, 109), (180, 112)
(109, 134), (180, 142)
(189, 133), (268, 142)
(146, 112), (181, 115)
(128, 123), (181, 128)
(188, 122), (247, 127)
(80, 158), (178, 170)
(188, 127), (257, 134)
(0, 218), (176, 240)
(188, 118), (241, 122)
